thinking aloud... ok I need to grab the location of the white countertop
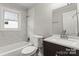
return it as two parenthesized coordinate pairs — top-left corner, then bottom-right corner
(44, 35), (79, 50)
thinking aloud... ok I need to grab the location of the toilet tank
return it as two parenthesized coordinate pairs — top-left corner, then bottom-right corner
(30, 35), (43, 47)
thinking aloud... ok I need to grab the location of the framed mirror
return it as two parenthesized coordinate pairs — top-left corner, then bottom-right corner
(52, 3), (78, 36)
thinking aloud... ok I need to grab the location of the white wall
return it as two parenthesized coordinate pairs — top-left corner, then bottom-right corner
(28, 7), (35, 37)
(77, 4), (79, 34)
(0, 4), (28, 47)
(28, 3), (67, 38)
(28, 4), (52, 38)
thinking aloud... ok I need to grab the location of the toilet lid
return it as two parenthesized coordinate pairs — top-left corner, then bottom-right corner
(22, 46), (37, 54)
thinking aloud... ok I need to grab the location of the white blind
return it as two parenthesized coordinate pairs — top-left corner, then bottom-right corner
(4, 11), (18, 21)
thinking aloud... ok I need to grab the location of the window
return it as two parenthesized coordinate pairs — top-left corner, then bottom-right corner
(3, 10), (19, 29)
(0, 7), (22, 31)
(0, 7), (21, 30)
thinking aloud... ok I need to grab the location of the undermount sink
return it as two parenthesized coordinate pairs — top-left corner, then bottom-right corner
(66, 38), (79, 45)
(55, 36), (78, 45)
(50, 35), (79, 45)
(68, 38), (79, 42)
(44, 35), (79, 50)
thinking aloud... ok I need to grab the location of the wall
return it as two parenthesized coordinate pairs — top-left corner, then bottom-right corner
(28, 3), (68, 38)
(77, 4), (79, 34)
(28, 4), (52, 38)
(0, 4), (28, 47)
(52, 11), (63, 34)
(28, 7), (35, 37)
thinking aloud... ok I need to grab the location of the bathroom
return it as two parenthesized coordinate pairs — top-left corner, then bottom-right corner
(0, 2), (79, 56)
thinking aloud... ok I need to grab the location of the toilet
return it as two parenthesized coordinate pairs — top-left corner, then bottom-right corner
(21, 35), (43, 56)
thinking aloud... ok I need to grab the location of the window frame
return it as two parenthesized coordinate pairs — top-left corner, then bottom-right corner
(0, 8), (21, 31)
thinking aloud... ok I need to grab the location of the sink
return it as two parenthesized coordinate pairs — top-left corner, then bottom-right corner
(68, 38), (79, 42)
(44, 35), (79, 50)
(67, 38), (79, 45)
(51, 37), (78, 45)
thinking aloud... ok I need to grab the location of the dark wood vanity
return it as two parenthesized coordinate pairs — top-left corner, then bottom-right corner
(43, 41), (79, 56)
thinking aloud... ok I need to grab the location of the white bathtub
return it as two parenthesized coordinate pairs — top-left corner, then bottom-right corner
(0, 41), (32, 56)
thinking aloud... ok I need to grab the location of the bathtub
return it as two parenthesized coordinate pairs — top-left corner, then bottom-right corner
(0, 41), (32, 56)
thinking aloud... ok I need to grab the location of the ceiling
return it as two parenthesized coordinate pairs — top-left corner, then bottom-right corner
(0, 3), (38, 10)
(18, 3), (37, 7)
(16, 3), (38, 9)
(0, 3), (68, 10)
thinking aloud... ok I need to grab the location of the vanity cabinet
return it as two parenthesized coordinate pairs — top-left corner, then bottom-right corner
(43, 41), (79, 56)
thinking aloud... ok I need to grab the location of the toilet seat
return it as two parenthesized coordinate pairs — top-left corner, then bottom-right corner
(22, 46), (37, 56)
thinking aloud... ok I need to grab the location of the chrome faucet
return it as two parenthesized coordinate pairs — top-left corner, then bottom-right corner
(60, 30), (68, 39)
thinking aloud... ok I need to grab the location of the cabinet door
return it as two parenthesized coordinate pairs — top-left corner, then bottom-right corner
(43, 41), (57, 56)
(43, 41), (79, 56)
(56, 45), (72, 56)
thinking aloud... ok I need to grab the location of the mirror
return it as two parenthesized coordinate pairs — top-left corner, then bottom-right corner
(52, 3), (78, 36)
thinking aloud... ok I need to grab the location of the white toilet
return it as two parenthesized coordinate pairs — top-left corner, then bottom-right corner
(21, 35), (43, 56)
